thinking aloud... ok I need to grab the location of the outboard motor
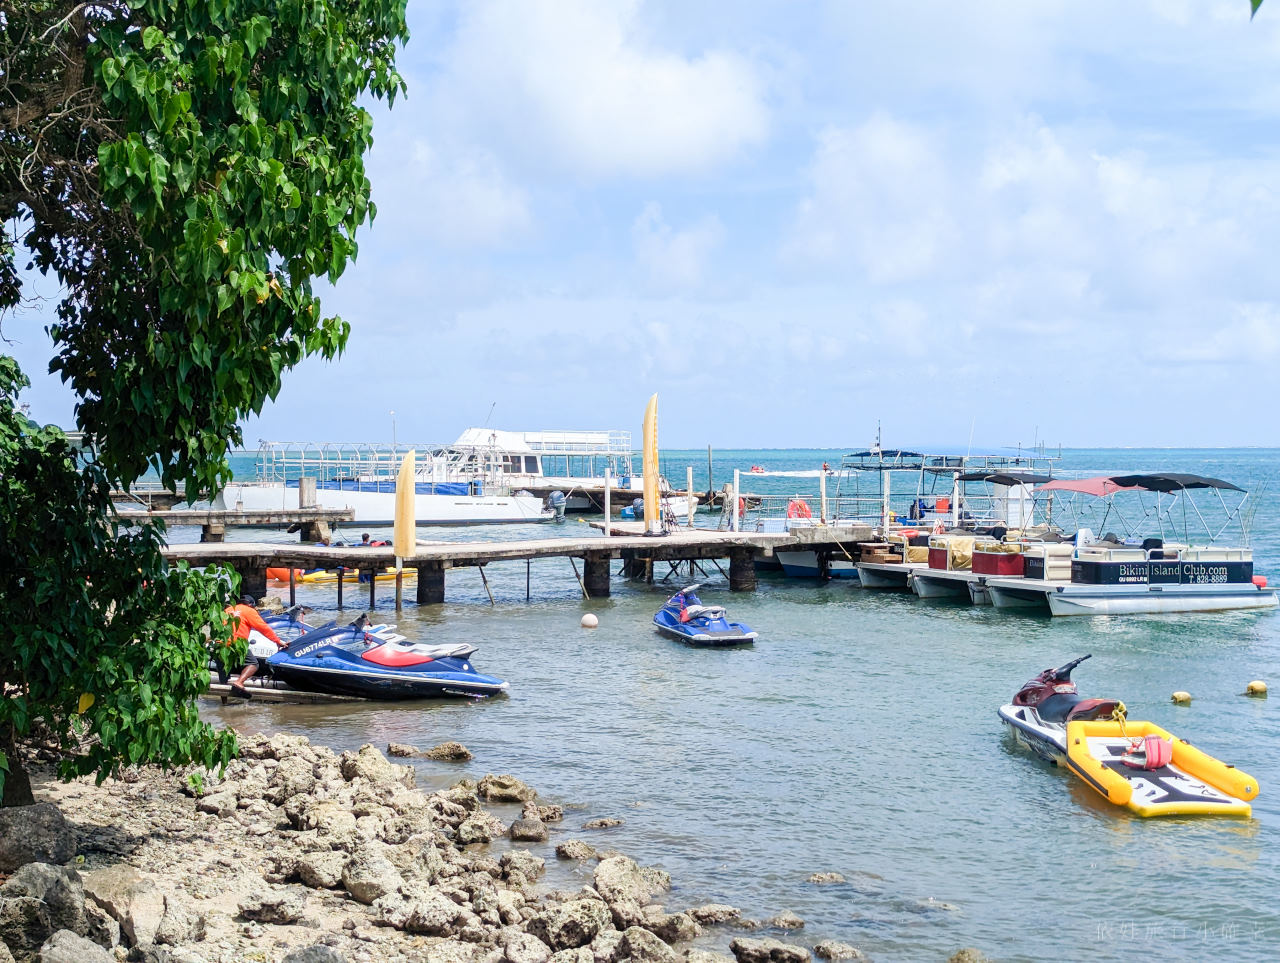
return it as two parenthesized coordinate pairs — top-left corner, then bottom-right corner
(631, 497), (645, 520)
(547, 490), (567, 522)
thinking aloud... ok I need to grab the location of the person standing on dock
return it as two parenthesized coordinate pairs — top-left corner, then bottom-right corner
(225, 595), (283, 699)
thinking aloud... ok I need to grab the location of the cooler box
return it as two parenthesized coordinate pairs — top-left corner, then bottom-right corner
(973, 550), (1024, 576)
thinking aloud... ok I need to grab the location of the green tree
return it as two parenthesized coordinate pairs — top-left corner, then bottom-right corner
(0, 0), (408, 801)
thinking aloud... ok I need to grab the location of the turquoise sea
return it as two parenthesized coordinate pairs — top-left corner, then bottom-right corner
(202, 448), (1280, 961)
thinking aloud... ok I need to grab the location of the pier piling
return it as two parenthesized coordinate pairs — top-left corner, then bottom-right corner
(415, 561), (445, 605)
(583, 552), (611, 598)
(729, 548), (757, 592)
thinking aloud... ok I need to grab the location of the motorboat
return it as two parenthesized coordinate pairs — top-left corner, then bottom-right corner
(1000, 655), (1259, 816)
(653, 584), (757, 646)
(265, 616), (508, 699)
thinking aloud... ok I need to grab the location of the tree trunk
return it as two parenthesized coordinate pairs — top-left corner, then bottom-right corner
(1, 728), (35, 807)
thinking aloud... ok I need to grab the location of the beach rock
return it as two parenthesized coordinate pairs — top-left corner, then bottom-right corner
(0, 804), (77, 873)
(0, 895), (52, 960)
(387, 744), (419, 757)
(523, 802), (563, 823)
(946, 952), (991, 963)
(477, 774), (536, 803)
(267, 756), (317, 803)
(426, 743), (474, 762)
(685, 952), (735, 963)
(84, 901), (119, 949)
(593, 857), (670, 909)
(729, 939), (811, 963)
(812, 942), (863, 961)
(509, 819), (549, 843)
(805, 874), (844, 885)
(556, 841), (597, 862)
(37, 929), (113, 963)
(282, 947), (349, 963)
(526, 899), (612, 950)
(194, 791), (237, 817)
(1, 864), (87, 937)
(456, 811), (506, 846)
(503, 930), (551, 963)
(500, 851), (546, 882)
(0, 939), (13, 963)
(339, 745), (415, 788)
(297, 851), (347, 889)
(341, 848), (404, 905)
(643, 911), (700, 944)
(589, 929), (622, 963)
(82, 865), (165, 946)
(237, 890), (305, 925)
(618, 927), (679, 963)
(767, 912), (804, 930)
(153, 895), (204, 946)
(582, 819), (622, 830)
(687, 905), (740, 925)
(548, 949), (594, 963)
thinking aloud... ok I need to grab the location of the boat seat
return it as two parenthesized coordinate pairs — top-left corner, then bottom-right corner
(684, 605), (725, 620)
(1037, 694), (1123, 723)
(362, 642), (475, 667)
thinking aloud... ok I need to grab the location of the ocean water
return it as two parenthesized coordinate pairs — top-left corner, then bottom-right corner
(202, 449), (1280, 961)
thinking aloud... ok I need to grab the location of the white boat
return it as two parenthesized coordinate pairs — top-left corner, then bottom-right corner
(986, 473), (1276, 616)
(216, 429), (651, 526)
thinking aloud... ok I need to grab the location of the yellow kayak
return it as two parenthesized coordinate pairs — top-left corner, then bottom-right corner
(299, 567), (417, 585)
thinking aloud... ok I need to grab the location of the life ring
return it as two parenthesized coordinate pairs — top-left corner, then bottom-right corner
(786, 498), (812, 519)
(896, 528), (919, 539)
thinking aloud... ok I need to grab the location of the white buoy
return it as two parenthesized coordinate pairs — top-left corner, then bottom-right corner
(1246, 680), (1268, 697)
(1171, 691), (1192, 705)
(580, 613), (599, 629)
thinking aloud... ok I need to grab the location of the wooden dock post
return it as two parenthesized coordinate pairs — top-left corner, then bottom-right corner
(729, 548), (756, 592)
(336, 567), (344, 608)
(686, 466), (695, 527)
(288, 567), (297, 606)
(583, 552), (610, 598)
(233, 563), (267, 602)
(415, 561), (444, 604)
(368, 572), (377, 610)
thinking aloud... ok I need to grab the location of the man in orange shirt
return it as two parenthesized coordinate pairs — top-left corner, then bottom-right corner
(226, 595), (283, 699)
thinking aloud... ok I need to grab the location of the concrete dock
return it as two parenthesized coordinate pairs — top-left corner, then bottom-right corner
(162, 521), (876, 604)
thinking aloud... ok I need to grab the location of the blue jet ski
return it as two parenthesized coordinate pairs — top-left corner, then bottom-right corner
(653, 584), (757, 646)
(266, 615), (509, 699)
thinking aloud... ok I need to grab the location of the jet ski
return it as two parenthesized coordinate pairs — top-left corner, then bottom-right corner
(653, 584), (757, 646)
(266, 615), (508, 699)
(1000, 655), (1259, 816)
(998, 654), (1122, 765)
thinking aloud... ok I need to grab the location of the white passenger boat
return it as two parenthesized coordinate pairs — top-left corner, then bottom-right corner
(215, 429), (648, 526)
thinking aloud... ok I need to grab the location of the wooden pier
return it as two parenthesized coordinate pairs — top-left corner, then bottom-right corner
(161, 522), (875, 605)
(127, 506), (355, 543)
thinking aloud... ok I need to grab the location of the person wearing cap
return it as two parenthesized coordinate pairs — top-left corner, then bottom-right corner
(224, 595), (283, 699)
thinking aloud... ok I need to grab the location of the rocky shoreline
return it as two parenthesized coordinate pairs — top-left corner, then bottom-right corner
(0, 733), (988, 963)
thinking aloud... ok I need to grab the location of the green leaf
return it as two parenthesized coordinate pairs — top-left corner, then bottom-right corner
(142, 26), (164, 50)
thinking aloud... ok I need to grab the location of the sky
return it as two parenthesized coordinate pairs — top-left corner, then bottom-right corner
(7, 0), (1280, 449)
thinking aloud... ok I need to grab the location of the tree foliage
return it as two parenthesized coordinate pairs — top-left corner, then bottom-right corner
(0, 357), (239, 802)
(2, 0), (408, 495)
(0, 0), (408, 801)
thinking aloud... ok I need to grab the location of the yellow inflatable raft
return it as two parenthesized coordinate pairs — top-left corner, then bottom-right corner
(299, 568), (416, 585)
(1065, 719), (1257, 818)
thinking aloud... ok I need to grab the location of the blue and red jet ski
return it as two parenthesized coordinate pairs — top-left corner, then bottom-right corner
(265, 614), (508, 699)
(653, 584), (758, 646)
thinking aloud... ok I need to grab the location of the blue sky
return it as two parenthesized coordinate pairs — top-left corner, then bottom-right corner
(8, 0), (1280, 448)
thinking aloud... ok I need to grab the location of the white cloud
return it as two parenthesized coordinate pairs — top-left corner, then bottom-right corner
(783, 115), (957, 283)
(440, 0), (770, 177)
(631, 202), (724, 290)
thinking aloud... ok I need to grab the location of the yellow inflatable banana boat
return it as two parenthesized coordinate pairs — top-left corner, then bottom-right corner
(300, 568), (416, 585)
(1065, 719), (1257, 818)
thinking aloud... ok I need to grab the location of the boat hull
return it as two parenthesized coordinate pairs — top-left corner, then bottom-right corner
(855, 561), (919, 590)
(217, 482), (549, 525)
(986, 579), (1052, 610)
(1046, 584), (1278, 616)
(998, 704), (1067, 765)
(911, 571), (973, 599)
(267, 660), (508, 699)
(775, 550), (859, 579)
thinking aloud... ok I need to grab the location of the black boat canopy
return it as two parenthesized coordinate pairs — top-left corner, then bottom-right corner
(1107, 473), (1245, 493)
(955, 471), (1054, 485)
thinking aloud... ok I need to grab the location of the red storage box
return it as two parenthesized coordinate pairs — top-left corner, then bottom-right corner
(973, 551), (1024, 576)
